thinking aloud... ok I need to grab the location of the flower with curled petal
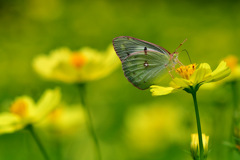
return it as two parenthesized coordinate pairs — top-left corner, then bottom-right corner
(150, 61), (231, 96)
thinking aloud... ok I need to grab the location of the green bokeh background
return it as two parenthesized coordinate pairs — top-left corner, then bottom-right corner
(0, 0), (240, 160)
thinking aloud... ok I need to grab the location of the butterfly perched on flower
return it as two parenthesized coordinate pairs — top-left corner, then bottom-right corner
(112, 36), (186, 90)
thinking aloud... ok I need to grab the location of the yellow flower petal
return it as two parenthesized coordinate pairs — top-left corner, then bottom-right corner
(190, 63), (212, 84)
(208, 61), (231, 82)
(33, 88), (61, 123)
(150, 85), (177, 96)
(37, 104), (86, 136)
(171, 78), (190, 88)
(78, 45), (120, 81)
(0, 113), (23, 134)
(228, 65), (240, 80)
(10, 96), (35, 119)
(33, 48), (73, 82)
(224, 55), (240, 81)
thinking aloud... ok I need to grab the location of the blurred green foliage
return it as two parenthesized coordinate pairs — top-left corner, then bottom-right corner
(0, 0), (240, 160)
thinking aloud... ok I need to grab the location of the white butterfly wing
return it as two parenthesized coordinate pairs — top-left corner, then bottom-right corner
(113, 36), (170, 62)
(122, 51), (170, 90)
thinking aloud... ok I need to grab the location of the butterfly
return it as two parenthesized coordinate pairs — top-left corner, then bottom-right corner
(112, 36), (186, 90)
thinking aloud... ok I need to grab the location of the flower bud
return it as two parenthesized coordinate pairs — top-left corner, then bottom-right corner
(190, 133), (209, 160)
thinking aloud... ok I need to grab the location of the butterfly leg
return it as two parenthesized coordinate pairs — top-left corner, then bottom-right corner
(177, 59), (184, 66)
(165, 64), (174, 79)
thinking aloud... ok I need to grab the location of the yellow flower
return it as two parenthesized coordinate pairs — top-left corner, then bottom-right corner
(150, 61), (231, 96)
(202, 55), (240, 89)
(225, 55), (238, 71)
(0, 88), (61, 134)
(223, 55), (240, 81)
(125, 103), (186, 152)
(37, 103), (86, 137)
(33, 45), (120, 83)
(190, 133), (209, 159)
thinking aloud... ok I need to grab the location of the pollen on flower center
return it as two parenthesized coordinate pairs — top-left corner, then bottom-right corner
(48, 108), (62, 123)
(176, 64), (196, 80)
(10, 100), (28, 118)
(70, 53), (87, 68)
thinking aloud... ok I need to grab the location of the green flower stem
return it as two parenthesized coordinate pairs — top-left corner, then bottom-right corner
(231, 80), (239, 124)
(55, 140), (62, 160)
(230, 80), (239, 143)
(77, 83), (102, 160)
(231, 80), (239, 110)
(191, 89), (204, 160)
(27, 125), (50, 160)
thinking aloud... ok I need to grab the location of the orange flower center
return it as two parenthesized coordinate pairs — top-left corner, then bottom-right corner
(10, 100), (28, 118)
(48, 108), (62, 122)
(70, 53), (86, 68)
(176, 64), (196, 80)
(224, 55), (238, 71)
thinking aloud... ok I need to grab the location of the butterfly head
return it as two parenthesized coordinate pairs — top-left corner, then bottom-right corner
(171, 38), (187, 64)
(171, 52), (179, 64)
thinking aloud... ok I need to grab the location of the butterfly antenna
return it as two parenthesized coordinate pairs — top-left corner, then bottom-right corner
(175, 38), (187, 53)
(181, 49), (192, 64)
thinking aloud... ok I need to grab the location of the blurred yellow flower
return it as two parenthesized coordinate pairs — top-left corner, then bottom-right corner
(150, 61), (231, 96)
(37, 103), (86, 137)
(202, 55), (240, 89)
(125, 103), (186, 152)
(222, 55), (240, 81)
(0, 88), (61, 134)
(190, 133), (209, 159)
(33, 45), (120, 83)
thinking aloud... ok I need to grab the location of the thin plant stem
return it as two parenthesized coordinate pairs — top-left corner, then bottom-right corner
(27, 125), (50, 160)
(77, 83), (102, 160)
(55, 139), (62, 160)
(191, 90), (204, 160)
(231, 80), (239, 133)
(229, 80), (239, 158)
(231, 80), (239, 111)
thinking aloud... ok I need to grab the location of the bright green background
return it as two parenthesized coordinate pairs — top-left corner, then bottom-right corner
(0, 0), (239, 160)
